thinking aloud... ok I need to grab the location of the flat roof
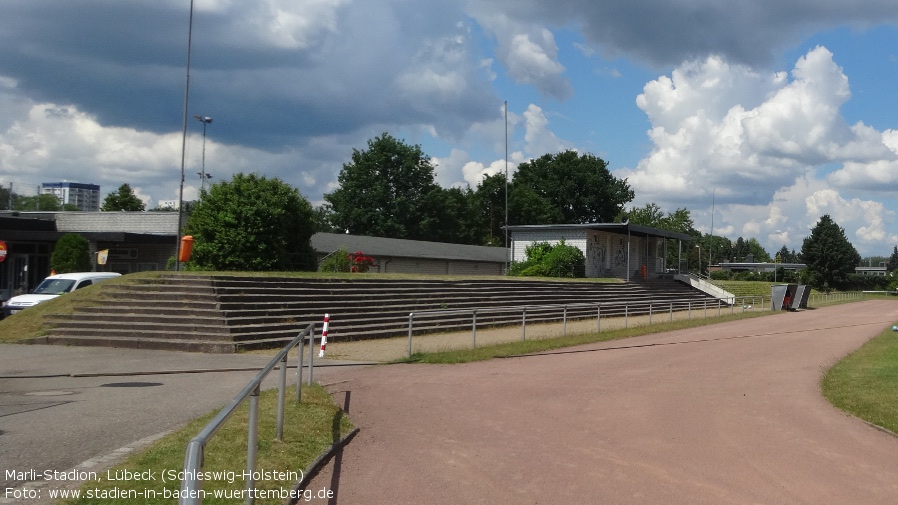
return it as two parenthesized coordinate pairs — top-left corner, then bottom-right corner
(505, 223), (693, 241)
(312, 233), (508, 263)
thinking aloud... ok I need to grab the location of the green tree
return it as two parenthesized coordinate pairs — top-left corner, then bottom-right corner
(313, 205), (340, 233)
(51, 233), (91, 273)
(473, 173), (509, 246)
(800, 214), (861, 291)
(13, 194), (62, 211)
(431, 186), (481, 245)
(184, 173), (317, 271)
(621, 202), (664, 227)
(511, 150), (634, 224)
(102, 184), (146, 211)
(744, 238), (770, 262)
(324, 133), (444, 241)
(0, 184), (10, 210)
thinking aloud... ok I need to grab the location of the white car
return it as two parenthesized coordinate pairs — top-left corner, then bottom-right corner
(2, 272), (121, 318)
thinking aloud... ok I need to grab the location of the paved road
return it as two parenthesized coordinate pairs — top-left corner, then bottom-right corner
(306, 301), (898, 504)
(0, 344), (360, 494)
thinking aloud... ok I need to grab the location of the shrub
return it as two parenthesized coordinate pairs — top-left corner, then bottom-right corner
(319, 248), (353, 272)
(508, 240), (585, 278)
(319, 248), (376, 273)
(51, 233), (91, 273)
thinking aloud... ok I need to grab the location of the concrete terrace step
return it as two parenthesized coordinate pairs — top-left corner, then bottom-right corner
(38, 275), (720, 353)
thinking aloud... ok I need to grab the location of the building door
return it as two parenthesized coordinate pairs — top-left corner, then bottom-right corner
(10, 254), (29, 296)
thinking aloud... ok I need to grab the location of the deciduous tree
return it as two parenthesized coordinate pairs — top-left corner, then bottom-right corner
(184, 173), (317, 271)
(102, 184), (145, 211)
(511, 150), (633, 224)
(324, 133), (443, 241)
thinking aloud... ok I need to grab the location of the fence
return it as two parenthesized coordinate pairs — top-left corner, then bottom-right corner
(179, 322), (318, 505)
(405, 292), (865, 357)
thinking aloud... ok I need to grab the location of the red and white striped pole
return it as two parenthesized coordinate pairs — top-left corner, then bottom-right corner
(318, 313), (329, 358)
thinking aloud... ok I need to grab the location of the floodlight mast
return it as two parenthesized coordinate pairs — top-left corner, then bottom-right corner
(176, 0), (196, 272)
(194, 115), (213, 192)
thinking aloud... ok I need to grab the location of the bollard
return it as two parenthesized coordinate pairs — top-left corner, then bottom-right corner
(318, 313), (329, 358)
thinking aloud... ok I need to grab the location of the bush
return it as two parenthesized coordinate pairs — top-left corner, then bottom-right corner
(51, 233), (91, 273)
(318, 249), (376, 273)
(508, 241), (585, 278)
(319, 249), (353, 272)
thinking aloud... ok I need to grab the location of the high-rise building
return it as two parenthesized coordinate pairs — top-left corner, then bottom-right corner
(41, 182), (101, 211)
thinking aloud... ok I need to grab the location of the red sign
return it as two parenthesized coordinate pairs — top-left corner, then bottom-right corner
(0, 240), (6, 263)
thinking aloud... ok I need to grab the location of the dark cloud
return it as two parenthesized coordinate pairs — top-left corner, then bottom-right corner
(0, 1), (496, 150)
(479, 0), (898, 68)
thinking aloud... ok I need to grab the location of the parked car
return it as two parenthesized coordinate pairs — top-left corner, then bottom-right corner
(1, 272), (121, 318)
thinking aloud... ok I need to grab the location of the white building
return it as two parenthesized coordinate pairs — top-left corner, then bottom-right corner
(41, 182), (101, 211)
(506, 223), (693, 280)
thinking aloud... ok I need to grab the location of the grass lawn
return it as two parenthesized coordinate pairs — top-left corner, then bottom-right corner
(400, 310), (782, 364)
(56, 384), (353, 505)
(822, 325), (898, 435)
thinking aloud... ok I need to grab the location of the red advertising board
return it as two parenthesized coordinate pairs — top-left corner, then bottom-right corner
(0, 240), (6, 263)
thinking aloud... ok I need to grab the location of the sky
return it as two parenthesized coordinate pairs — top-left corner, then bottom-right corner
(2, 1), (898, 258)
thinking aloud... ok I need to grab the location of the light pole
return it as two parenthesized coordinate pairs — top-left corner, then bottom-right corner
(194, 115), (212, 193)
(696, 244), (702, 277)
(176, 0), (197, 272)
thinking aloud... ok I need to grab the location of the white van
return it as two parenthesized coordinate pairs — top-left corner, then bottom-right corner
(1, 272), (121, 317)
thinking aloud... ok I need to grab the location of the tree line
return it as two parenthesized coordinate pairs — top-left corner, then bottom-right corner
(4, 133), (890, 292)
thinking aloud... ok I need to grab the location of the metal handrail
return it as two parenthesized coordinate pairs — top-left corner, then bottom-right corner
(406, 296), (775, 357)
(180, 322), (316, 505)
(404, 291), (866, 355)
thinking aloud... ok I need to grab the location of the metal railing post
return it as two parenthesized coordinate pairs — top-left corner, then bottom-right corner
(703, 300), (707, 318)
(245, 384), (260, 505)
(625, 303), (629, 328)
(649, 303), (653, 325)
(307, 331), (314, 386)
(563, 305), (567, 336)
(596, 305), (601, 333)
(669, 302), (673, 322)
(407, 312), (414, 357)
(472, 309), (477, 349)
(276, 354), (287, 440)
(521, 307), (527, 341)
(718, 299), (721, 316)
(688, 301), (692, 320)
(295, 338), (303, 403)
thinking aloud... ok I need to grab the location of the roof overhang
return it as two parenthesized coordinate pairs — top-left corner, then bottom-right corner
(504, 223), (693, 241)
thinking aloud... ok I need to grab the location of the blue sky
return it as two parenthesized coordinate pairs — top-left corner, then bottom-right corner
(2, 1), (898, 257)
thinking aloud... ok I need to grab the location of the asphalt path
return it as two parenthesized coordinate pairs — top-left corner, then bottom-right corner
(0, 344), (361, 496)
(306, 300), (898, 504)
